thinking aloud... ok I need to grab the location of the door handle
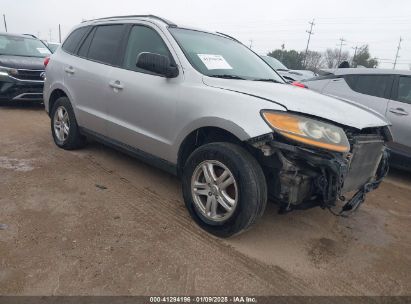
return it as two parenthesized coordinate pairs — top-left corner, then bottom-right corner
(389, 107), (409, 116)
(64, 66), (75, 74)
(109, 80), (124, 90)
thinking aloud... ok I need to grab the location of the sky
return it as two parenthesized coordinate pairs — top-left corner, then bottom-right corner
(0, 0), (410, 69)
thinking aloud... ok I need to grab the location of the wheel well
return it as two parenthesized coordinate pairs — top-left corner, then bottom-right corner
(48, 89), (67, 115)
(177, 127), (245, 176)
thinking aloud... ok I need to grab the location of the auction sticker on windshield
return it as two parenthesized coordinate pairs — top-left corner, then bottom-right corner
(197, 54), (232, 70)
(37, 47), (50, 54)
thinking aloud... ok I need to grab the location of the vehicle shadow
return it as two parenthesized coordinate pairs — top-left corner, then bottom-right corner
(0, 100), (44, 110)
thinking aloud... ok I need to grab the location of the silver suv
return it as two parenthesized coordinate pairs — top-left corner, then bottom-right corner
(44, 15), (391, 237)
(303, 68), (411, 171)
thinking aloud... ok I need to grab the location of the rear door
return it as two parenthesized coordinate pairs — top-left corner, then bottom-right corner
(63, 24), (127, 136)
(321, 74), (393, 115)
(386, 75), (411, 155)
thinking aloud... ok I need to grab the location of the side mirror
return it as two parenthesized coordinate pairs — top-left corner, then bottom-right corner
(136, 52), (179, 78)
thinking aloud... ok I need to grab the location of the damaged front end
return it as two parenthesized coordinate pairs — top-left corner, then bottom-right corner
(248, 127), (390, 216)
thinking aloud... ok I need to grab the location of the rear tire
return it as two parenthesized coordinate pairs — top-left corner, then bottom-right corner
(182, 142), (267, 238)
(50, 97), (86, 150)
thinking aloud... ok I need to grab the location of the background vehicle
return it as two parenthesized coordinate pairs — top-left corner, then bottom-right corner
(0, 32), (50, 102)
(304, 68), (411, 170)
(46, 42), (61, 53)
(261, 55), (316, 82)
(44, 16), (390, 237)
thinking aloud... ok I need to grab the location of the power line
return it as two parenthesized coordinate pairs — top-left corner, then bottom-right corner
(351, 46), (358, 67)
(303, 19), (315, 67)
(337, 38), (346, 66)
(393, 37), (403, 70)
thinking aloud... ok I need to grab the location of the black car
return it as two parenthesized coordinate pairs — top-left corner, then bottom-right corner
(0, 32), (51, 102)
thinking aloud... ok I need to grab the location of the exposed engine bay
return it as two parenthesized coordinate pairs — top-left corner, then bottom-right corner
(248, 126), (391, 216)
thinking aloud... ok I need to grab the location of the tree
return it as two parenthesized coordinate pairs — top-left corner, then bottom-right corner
(304, 50), (323, 71)
(352, 45), (378, 68)
(323, 48), (349, 69)
(267, 49), (305, 70)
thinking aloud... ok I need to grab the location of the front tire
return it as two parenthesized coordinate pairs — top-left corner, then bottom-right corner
(182, 142), (267, 237)
(51, 97), (86, 150)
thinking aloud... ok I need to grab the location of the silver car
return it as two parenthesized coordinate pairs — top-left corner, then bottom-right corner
(43, 15), (391, 237)
(304, 68), (411, 170)
(261, 55), (317, 82)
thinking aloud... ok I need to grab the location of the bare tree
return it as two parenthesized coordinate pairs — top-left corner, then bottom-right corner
(324, 48), (349, 68)
(304, 50), (323, 71)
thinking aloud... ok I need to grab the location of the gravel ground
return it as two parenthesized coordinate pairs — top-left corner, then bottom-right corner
(0, 103), (410, 296)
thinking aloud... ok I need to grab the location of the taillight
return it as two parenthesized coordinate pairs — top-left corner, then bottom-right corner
(44, 56), (50, 67)
(291, 81), (307, 88)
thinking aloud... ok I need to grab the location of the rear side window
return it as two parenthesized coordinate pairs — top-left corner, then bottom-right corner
(344, 74), (392, 99)
(62, 27), (89, 54)
(87, 25), (125, 66)
(123, 25), (173, 73)
(395, 76), (411, 104)
(77, 27), (96, 58)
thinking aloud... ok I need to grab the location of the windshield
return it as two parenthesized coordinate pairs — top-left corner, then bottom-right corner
(0, 35), (51, 57)
(169, 28), (284, 83)
(261, 56), (288, 70)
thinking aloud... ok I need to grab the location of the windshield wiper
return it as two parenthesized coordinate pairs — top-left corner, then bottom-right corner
(253, 78), (282, 83)
(208, 74), (246, 80)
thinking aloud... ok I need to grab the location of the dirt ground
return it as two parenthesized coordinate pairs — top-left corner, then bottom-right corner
(0, 103), (410, 296)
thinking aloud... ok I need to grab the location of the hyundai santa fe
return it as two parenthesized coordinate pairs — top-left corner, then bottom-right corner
(43, 15), (391, 237)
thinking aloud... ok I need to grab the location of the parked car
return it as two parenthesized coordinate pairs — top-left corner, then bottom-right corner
(44, 15), (390, 237)
(0, 32), (51, 102)
(303, 68), (411, 170)
(261, 55), (316, 82)
(46, 42), (61, 53)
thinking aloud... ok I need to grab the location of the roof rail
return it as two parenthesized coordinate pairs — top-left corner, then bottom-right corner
(22, 33), (38, 39)
(216, 32), (240, 43)
(82, 15), (177, 27)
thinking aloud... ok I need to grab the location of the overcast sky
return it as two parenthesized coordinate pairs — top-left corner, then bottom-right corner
(1, 0), (410, 68)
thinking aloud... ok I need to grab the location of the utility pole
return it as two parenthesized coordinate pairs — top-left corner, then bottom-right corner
(49, 29), (52, 42)
(3, 14), (7, 32)
(303, 19), (315, 68)
(337, 38), (346, 67)
(58, 24), (62, 43)
(393, 37), (402, 70)
(351, 46), (358, 67)
(249, 39), (253, 49)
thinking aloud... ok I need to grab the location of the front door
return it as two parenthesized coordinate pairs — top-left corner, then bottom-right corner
(106, 23), (182, 162)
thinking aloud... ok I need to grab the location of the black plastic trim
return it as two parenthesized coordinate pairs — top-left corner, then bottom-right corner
(79, 127), (178, 176)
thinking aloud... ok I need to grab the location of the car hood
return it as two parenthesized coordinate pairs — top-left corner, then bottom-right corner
(202, 77), (389, 129)
(0, 55), (45, 70)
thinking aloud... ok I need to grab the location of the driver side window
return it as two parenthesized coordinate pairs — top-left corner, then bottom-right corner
(123, 25), (173, 74)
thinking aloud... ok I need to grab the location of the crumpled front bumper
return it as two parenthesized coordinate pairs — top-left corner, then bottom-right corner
(249, 132), (389, 215)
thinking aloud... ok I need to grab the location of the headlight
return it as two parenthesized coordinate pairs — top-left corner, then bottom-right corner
(0, 66), (18, 77)
(261, 111), (350, 152)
